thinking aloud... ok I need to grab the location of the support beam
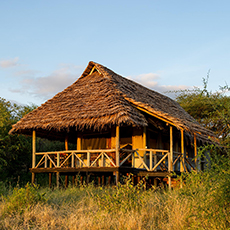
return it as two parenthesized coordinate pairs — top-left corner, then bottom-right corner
(49, 173), (52, 188)
(143, 126), (147, 164)
(194, 134), (197, 170)
(56, 172), (60, 188)
(77, 133), (82, 167)
(169, 126), (173, 172)
(65, 135), (68, 151)
(180, 129), (185, 172)
(116, 125), (120, 167)
(115, 125), (120, 186)
(32, 173), (35, 184)
(32, 130), (36, 184)
(65, 175), (68, 187)
(168, 126), (173, 190)
(32, 130), (36, 168)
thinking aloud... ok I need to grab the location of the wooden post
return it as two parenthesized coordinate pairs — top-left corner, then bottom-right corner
(108, 175), (111, 185)
(71, 152), (74, 167)
(154, 178), (157, 187)
(77, 133), (82, 167)
(65, 135), (68, 151)
(154, 152), (157, 171)
(169, 126), (173, 172)
(143, 126), (147, 164)
(72, 175), (75, 186)
(194, 133), (197, 170)
(116, 125), (120, 167)
(168, 176), (172, 190)
(180, 129), (185, 172)
(56, 172), (60, 188)
(49, 173), (52, 188)
(102, 175), (105, 186)
(101, 152), (104, 167)
(168, 126), (173, 190)
(57, 153), (60, 167)
(45, 154), (47, 168)
(115, 125), (120, 186)
(150, 151), (153, 170)
(87, 152), (90, 167)
(98, 176), (101, 186)
(65, 175), (68, 187)
(64, 135), (69, 187)
(32, 130), (36, 184)
(132, 152), (135, 168)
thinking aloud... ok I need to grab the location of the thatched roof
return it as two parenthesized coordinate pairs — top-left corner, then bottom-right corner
(9, 61), (216, 142)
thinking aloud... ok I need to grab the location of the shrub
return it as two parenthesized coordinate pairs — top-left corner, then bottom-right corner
(94, 175), (150, 212)
(2, 183), (46, 216)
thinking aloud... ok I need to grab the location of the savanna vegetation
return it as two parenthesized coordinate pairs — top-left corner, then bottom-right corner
(0, 77), (229, 229)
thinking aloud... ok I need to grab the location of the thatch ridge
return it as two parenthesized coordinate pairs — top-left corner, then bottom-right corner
(9, 61), (215, 142)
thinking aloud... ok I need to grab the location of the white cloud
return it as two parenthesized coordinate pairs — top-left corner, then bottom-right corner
(10, 64), (83, 100)
(0, 57), (19, 68)
(129, 72), (191, 97)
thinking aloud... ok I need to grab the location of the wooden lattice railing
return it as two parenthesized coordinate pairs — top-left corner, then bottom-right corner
(34, 148), (196, 172)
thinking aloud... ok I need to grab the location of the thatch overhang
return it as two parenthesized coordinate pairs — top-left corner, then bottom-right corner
(9, 61), (216, 143)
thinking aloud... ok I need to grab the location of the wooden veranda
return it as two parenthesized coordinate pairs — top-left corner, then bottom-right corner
(31, 125), (200, 189)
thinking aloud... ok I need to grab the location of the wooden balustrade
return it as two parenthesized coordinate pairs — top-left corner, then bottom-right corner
(34, 148), (195, 172)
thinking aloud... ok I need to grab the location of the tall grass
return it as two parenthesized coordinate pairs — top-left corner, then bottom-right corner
(0, 146), (229, 229)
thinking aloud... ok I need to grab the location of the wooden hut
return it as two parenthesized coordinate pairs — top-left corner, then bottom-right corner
(9, 61), (216, 188)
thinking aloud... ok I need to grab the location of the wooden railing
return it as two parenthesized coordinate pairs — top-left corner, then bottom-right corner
(34, 148), (196, 172)
(35, 149), (116, 168)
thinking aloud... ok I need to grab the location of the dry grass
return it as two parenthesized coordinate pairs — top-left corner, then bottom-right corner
(0, 180), (229, 230)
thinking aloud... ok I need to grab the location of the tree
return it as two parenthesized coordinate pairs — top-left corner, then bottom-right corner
(0, 98), (37, 183)
(174, 77), (230, 149)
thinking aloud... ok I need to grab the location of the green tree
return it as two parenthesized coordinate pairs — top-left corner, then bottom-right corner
(0, 98), (37, 184)
(175, 77), (230, 148)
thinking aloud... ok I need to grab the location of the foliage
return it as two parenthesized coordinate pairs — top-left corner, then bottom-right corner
(0, 98), (37, 184)
(94, 175), (150, 212)
(178, 144), (230, 228)
(2, 183), (46, 216)
(174, 76), (230, 148)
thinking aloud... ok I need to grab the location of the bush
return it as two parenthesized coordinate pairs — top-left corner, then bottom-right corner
(2, 183), (46, 216)
(94, 175), (151, 212)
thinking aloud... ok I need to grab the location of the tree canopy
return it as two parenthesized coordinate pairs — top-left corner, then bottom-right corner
(0, 98), (37, 183)
(175, 77), (230, 148)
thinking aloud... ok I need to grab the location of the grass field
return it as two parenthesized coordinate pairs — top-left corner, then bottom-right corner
(0, 169), (229, 230)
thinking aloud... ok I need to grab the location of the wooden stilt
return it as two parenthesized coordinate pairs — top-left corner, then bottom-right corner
(108, 175), (111, 185)
(169, 126), (173, 172)
(194, 133), (197, 170)
(132, 175), (135, 185)
(86, 172), (89, 184)
(72, 175), (75, 185)
(98, 176), (101, 186)
(116, 125), (120, 168)
(168, 126), (173, 190)
(143, 126), (147, 163)
(32, 130), (36, 184)
(80, 175), (83, 185)
(154, 178), (157, 187)
(115, 125), (120, 186)
(102, 175), (105, 186)
(180, 129), (185, 172)
(49, 173), (52, 188)
(65, 175), (68, 187)
(56, 172), (60, 188)
(115, 171), (119, 186)
(168, 176), (172, 190)
(32, 173), (35, 184)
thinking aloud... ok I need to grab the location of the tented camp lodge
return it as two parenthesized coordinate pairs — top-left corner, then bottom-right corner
(10, 61), (215, 188)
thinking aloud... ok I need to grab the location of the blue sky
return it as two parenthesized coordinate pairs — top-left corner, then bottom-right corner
(1, 0), (230, 105)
